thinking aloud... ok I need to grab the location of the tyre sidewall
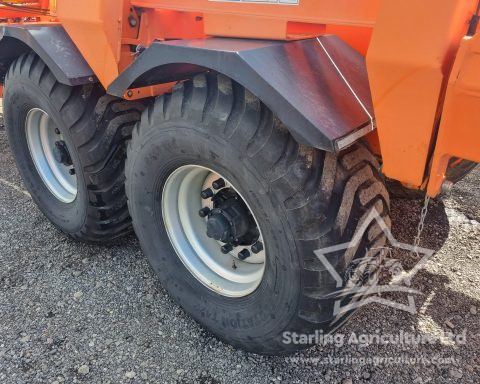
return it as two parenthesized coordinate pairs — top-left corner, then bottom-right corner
(4, 79), (88, 233)
(128, 123), (303, 352)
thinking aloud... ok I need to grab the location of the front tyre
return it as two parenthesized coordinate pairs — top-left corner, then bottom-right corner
(4, 53), (143, 242)
(126, 74), (391, 354)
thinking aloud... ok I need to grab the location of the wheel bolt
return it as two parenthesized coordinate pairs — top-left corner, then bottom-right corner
(54, 128), (60, 134)
(251, 241), (264, 254)
(201, 188), (214, 199)
(212, 178), (226, 190)
(221, 244), (233, 254)
(199, 207), (210, 218)
(238, 249), (250, 261)
(53, 141), (72, 166)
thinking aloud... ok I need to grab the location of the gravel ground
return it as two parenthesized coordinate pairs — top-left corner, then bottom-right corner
(0, 116), (479, 384)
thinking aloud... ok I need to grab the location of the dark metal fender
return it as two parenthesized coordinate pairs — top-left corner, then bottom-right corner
(0, 25), (96, 86)
(108, 36), (374, 151)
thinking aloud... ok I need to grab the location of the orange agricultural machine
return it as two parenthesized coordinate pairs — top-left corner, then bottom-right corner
(0, 0), (478, 354)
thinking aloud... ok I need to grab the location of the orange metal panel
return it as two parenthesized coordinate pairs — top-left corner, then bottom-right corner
(428, 34), (480, 196)
(57, 0), (380, 89)
(204, 14), (290, 40)
(56, 0), (124, 88)
(0, 1), (51, 20)
(18, 0), (474, 199)
(131, 0), (379, 41)
(326, 25), (372, 56)
(204, 16), (328, 40)
(366, 0), (478, 188)
(144, 10), (205, 40)
(132, 0), (380, 28)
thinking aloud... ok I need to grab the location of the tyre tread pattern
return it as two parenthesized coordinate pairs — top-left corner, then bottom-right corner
(5, 53), (144, 243)
(127, 73), (391, 354)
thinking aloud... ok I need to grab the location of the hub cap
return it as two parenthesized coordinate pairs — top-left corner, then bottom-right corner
(25, 108), (77, 203)
(162, 165), (266, 297)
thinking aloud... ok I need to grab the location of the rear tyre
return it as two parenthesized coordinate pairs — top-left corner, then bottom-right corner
(126, 74), (391, 354)
(4, 53), (144, 242)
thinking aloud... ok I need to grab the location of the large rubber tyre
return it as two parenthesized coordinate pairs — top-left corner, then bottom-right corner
(4, 53), (144, 243)
(126, 74), (391, 354)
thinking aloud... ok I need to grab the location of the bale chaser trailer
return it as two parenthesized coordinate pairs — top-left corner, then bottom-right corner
(0, 0), (478, 354)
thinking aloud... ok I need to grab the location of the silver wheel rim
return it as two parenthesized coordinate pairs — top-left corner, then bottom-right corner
(25, 108), (77, 203)
(162, 165), (266, 298)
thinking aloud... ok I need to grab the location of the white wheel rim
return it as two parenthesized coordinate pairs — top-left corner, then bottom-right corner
(162, 165), (266, 298)
(25, 108), (77, 203)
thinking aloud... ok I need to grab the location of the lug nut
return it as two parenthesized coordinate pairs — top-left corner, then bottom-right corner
(201, 188), (214, 199)
(69, 169), (76, 175)
(221, 244), (233, 254)
(238, 249), (251, 261)
(212, 178), (226, 190)
(198, 207), (210, 218)
(54, 128), (61, 135)
(251, 241), (264, 254)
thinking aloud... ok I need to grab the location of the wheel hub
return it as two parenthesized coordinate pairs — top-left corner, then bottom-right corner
(25, 108), (77, 203)
(205, 189), (252, 244)
(162, 165), (266, 298)
(53, 140), (73, 166)
(206, 210), (232, 242)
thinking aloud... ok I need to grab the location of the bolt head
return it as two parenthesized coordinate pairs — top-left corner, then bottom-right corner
(441, 180), (454, 195)
(212, 178), (226, 190)
(201, 188), (214, 199)
(199, 207), (210, 218)
(128, 15), (138, 27)
(251, 241), (264, 254)
(221, 244), (233, 254)
(238, 249), (251, 261)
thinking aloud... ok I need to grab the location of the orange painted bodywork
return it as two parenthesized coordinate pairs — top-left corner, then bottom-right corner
(54, 0), (124, 88)
(0, 1), (51, 20)
(1, 0), (479, 197)
(53, 0), (381, 89)
(366, 0), (478, 188)
(428, 34), (480, 196)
